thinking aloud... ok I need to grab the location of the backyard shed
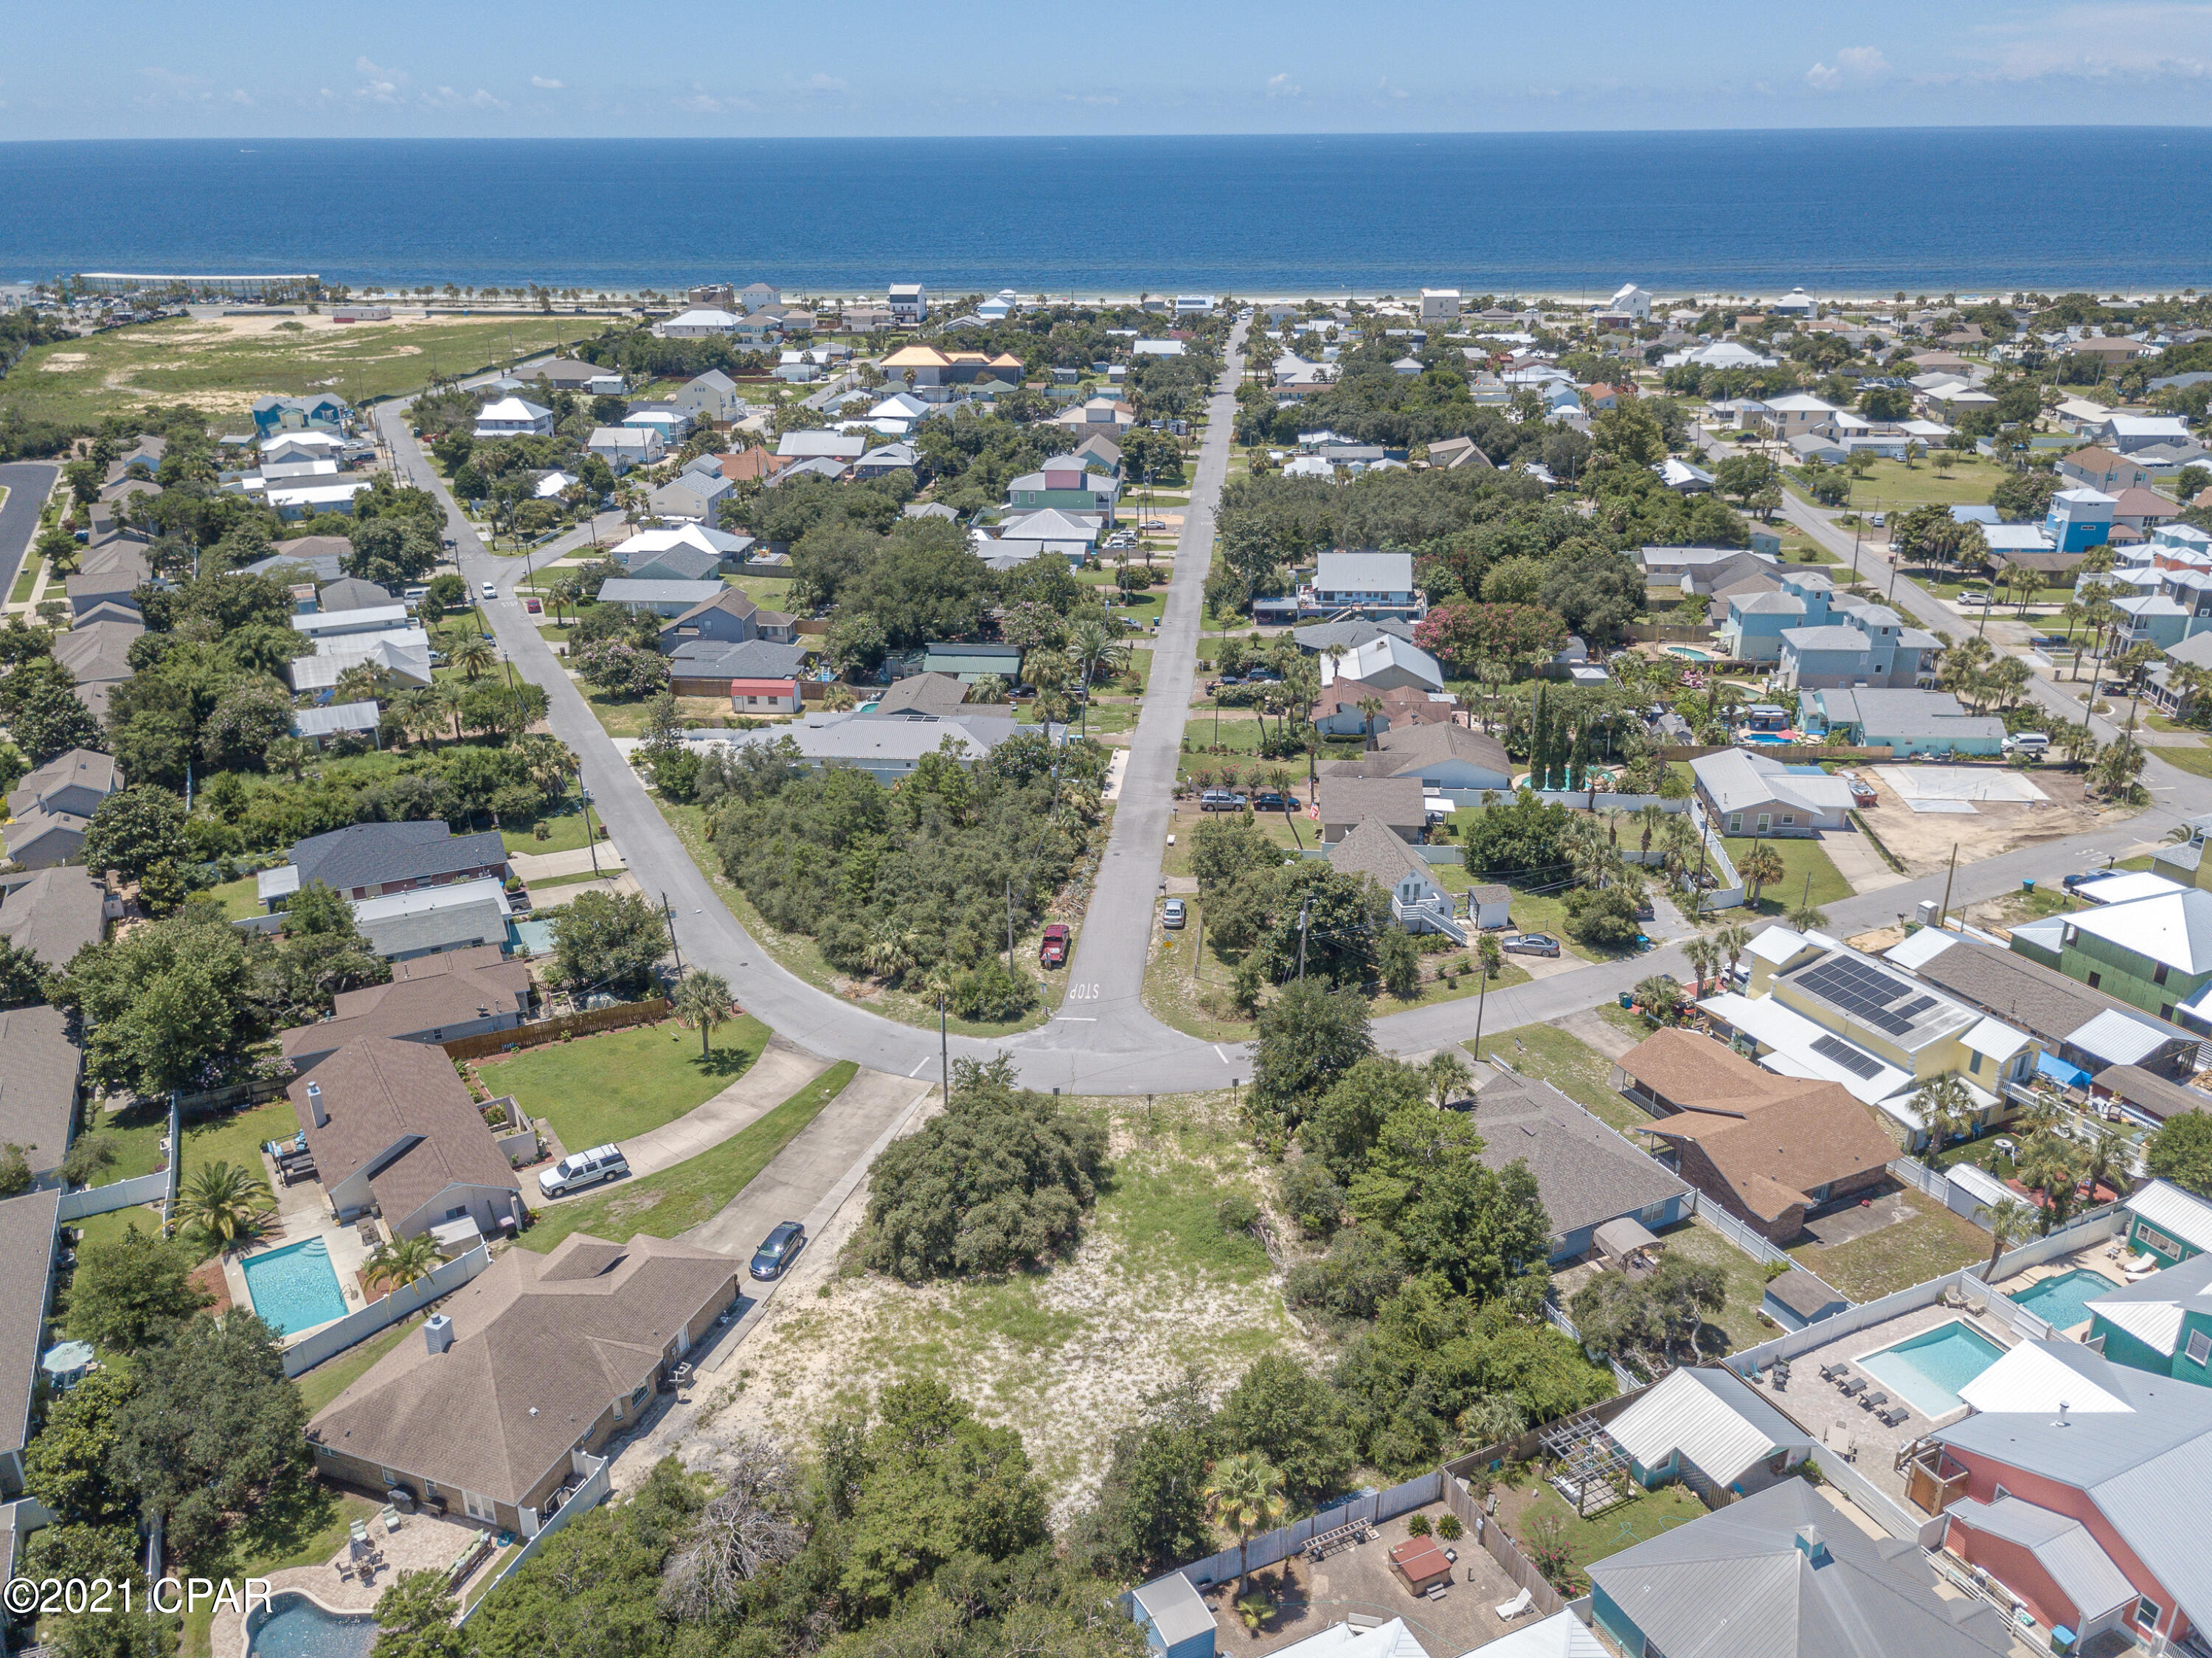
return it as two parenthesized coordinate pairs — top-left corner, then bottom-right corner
(1603, 1367), (1814, 1493)
(1130, 1574), (1216, 1658)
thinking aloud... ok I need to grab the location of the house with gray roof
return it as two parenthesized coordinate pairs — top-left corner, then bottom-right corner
(1300, 550), (1424, 620)
(655, 584), (791, 651)
(1602, 1365), (1814, 1494)
(1322, 723), (1511, 794)
(0, 1006), (81, 1188)
(1315, 775), (1425, 842)
(52, 617), (142, 721)
(666, 639), (812, 696)
(1325, 819), (1461, 941)
(241, 535), (353, 584)
(4, 749), (120, 870)
(316, 577), (392, 613)
(275, 819), (509, 905)
(596, 577), (729, 617)
(873, 672), (974, 719)
(648, 469), (733, 525)
(620, 541), (724, 583)
(687, 710), (1022, 784)
(1589, 1477), (2013, 1658)
(293, 700), (381, 748)
(1797, 687), (2005, 755)
(1689, 749), (1852, 837)
(1933, 1339), (2212, 1649)
(350, 878), (513, 962)
(1471, 1069), (1691, 1263)
(671, 369), (742, 423)
(1292, 618), (1421, 654)
(0, 1187), (62, 1499)
(0, 867), (105, 974)
(280, 945), (532, 1072)
(64, 544), (150, 620)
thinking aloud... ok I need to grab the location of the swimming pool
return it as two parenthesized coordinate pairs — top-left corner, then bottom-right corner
(2007, 1266), (2119, 1332)
(240, 1238), (349, 1337)
(1666, 646), (1714, 662)
(1856, 1319), (2006, 1419)
(510, 918), (555, 955)
(247, 1591), (375, 1658)
(1741, 732), (1789, 744)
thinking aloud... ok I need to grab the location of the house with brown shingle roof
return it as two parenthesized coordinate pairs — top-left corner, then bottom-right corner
(305, 1232), (739, 1533)
(1325, 818), (1460, 937)
(280, 946), (533, 1072)
(288, 1037), (523, 1241)
(1472, 1070), (1692, 1263)
(1616, 1030), (1896, 1241)
(1322, 723), (1511, 793)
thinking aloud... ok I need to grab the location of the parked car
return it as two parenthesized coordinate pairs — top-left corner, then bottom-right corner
(1957, 591), (1990, 608)
(1869, 511), (1887, 527)
(1502, 933), (1561, 957)
(1039, 923), (1069, 968)
(2003, 732), (2050, 757)
(1251, 791), (1295, 812)
(1162, 898), (1187, 929)
(1199, 789), (1245, 811)
(749, 1221), (805, 1281)
(538, 1143), (629, 1199)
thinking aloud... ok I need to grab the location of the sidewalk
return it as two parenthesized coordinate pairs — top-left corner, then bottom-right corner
(511, 844), (628, 880)
(612, 1036), (831, 1180)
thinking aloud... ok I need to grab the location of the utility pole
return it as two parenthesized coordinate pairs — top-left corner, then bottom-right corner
(1471, 946), (1490, 1061)
(578, 775), (601, 878)
(1297, 894), (1314, 984)
(1006, 878), (1015, 977)
(1938, 842), (1959, 932)
(938, 987), (949, 1100)
(662, 891), (684, 976)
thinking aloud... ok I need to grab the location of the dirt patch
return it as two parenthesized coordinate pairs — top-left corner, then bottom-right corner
(190, 1258), (232, 1315)
(40, 353), (86, 372)
(1851, 765), (2130, 879)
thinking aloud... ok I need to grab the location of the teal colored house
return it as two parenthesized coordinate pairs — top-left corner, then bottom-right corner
(2033, 888), (2212, 1024)
(2086, 1244), (2212, 1388)
(1005, 456), (1120, 521)
(2118, 1178), (2212, 1268)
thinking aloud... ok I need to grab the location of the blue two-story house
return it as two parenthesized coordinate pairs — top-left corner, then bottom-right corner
(1777, 594), (1942, 691)
(1716, 569), (1833, 663)
(2048, 486), (2118, 552)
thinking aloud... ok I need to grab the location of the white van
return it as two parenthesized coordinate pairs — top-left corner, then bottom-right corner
(2004, 732), (2050, 757)
(537, 1143), (629, 1198)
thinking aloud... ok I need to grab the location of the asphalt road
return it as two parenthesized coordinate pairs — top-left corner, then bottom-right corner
(0, 461), (59, 601)
(361, 381), (2212, 1097)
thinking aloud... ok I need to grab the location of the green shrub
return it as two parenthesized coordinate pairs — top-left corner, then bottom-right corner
(1218, 1193), (1260, 1234)
(1436, 1512), (1463, 1541)
(1404, 1512), (1432, 1537)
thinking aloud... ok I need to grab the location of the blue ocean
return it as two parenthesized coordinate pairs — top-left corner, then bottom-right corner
(2, 129), (2208, 296)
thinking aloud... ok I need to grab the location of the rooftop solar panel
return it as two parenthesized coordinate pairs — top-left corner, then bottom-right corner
(1812, 1033), (1885, 1080)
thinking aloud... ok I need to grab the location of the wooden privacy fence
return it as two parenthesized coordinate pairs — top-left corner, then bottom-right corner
(1133, 1471), (1445, 1600)
(1443, 1480), (1567, 1621)
(442, 998), (672, 1061)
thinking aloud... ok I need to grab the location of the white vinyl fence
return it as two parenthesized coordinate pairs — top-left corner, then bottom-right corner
(457, 1451), (611, 1623)
(280, 1245), (493, 1377)
(59, 1169), (170, 1220)
(1692, 1195), (1795, 1269)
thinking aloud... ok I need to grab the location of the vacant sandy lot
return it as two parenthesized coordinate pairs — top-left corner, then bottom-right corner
(671, 1089), (1318, 1521)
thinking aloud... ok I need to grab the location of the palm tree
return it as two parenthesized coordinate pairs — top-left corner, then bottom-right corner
(1357, 695), (1384, 750)
(1738, 842), (1786, 908)
(1784, 899), (1830, 933)
(361, 1233), (444, 1296)
(1634, 974), (1682, 1023)
(520, 733), (574, 807)
(1635, 803), (1665, 861)
(453, 637), (497, 683)
(1977, 1196), (2039, 1281)
(864, 920), (920, 982)
(1203, 1452), (1286, 1600)
(672, 971), (733, 1059)
(2080, 1121), (2135, 1202)
(266, 735), (315, 781)
(174, 1161), (275, 1255)
(1715, 921), (1752, 986)
(1911, 1072), (1976, 1159)
(2017, 1132), (2087, 1234)
(967, 673), (1009, 707)
(1424, 1050), (1471, 1111)
(821, 684), (857, 712)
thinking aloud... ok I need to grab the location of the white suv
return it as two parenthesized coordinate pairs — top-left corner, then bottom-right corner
(538, 1143), (629, 1198)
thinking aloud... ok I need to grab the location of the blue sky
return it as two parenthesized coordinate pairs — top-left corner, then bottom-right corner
(4, 0), (2210, 138)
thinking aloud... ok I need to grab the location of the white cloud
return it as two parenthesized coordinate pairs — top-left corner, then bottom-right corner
(229, 89), (252, 104)
(808, 72), (849, 93)
(530, 75), (564, 90)
(682, 89), (724, 113)
(1966, 3), (2212, 81)
(1266, 72), (1301, 97)
(1806, 45), (1890, 89)
(468, 88), (507, 110)
(353, 56), (402, 103)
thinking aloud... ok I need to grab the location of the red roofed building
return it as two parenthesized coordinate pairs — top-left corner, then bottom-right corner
(731, 677), (800, 712)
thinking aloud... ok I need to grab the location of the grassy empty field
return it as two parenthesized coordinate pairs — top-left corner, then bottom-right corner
(3, 312), (602, 426)
(1787, 1188), (1991, 1303)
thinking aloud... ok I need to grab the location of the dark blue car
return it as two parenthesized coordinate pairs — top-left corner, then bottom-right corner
(749, 1221), (805, 1281)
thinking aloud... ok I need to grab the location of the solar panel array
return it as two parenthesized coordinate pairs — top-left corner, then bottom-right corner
(1793, 955), (1929, 1037)
(1812, 1033), (1885, 1080)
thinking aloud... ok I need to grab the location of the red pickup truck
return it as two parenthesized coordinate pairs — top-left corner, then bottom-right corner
(1039, 923), (1070, 968)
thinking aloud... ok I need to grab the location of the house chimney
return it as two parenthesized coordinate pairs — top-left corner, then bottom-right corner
(1794, 1525), (1830, 1567)
(305, 1081), (326, 1127)
(423, 1314), (454, 1355)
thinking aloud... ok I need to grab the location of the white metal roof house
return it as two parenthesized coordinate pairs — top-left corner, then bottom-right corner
(596, 578), (729, 617)
(1603, 1367), (1814, 1494)
(471, 397), (555, 440)
(1301, 551), (1424, 622)
(350, 877), (513, 961)
(1688, 749), (1852, 836)
(586, 426), (662, 472)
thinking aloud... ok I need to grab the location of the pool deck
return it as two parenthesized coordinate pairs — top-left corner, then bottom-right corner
(1735, 1300), (2024, 1506)
(215, 1505), (509, 1658)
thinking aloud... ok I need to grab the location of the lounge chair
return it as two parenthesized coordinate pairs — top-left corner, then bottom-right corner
(350, 1518), (370, 1545)
(381, 1505), (401, 1533)
(1857, 1390), (1890, 1412)
(1840, 1376), (1868, 1397)
(1495, 1586), (1534, 1621)
(1965, 1298), (1987, 1317)
(1819, 1362), (1848, 1382)
(1823, 1423), (1856, 1462)
(1877, 1404), (1910, 1427)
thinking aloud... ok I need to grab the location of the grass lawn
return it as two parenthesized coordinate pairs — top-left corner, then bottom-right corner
(10, 558), (40, 603)
(202, 873), (264, 920)
(4, 313), (601, 429)
(503, 800), (597, 855)
(1786, 1187), (1991, 1302)
(475, 1014), (772, 1150)
(180, 1097), (299, 1187)
(519, 867), (621, 892)
(521, 1061), (858, 1253)
(1665, 1218), (1783, 1356)
(1790, 455), (2003, 513)
(1502, 1483), (1706, 1581)
(1723, 834), (1853, 915)
(584, 688), (730, 738)
(2148, 744), (2212, 780)
(78, 1097), (172, 1183)
(1473, 1021), (1651, 1135)
(294, 1313), (422, 1416)
(178, 1488), (381, 1658)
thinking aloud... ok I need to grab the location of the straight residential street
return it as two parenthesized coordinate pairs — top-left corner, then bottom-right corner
(0, 460), (58, 600)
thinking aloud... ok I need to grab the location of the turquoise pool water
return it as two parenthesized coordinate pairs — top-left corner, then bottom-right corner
(510, 918), (555, 954)
(240, 1238), (349, 1336)
(248, 1592), (375, 1658)
(1856, 1320), (2006, 1418)
(2007, 1266), (2119, 1332)
(1668, 647), (1714, 662)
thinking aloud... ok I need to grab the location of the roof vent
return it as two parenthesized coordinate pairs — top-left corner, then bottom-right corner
(1794, 1525), (1830, 1567)
(423, 1313), (454, 1356)
(305, 1081), (326, 1127)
